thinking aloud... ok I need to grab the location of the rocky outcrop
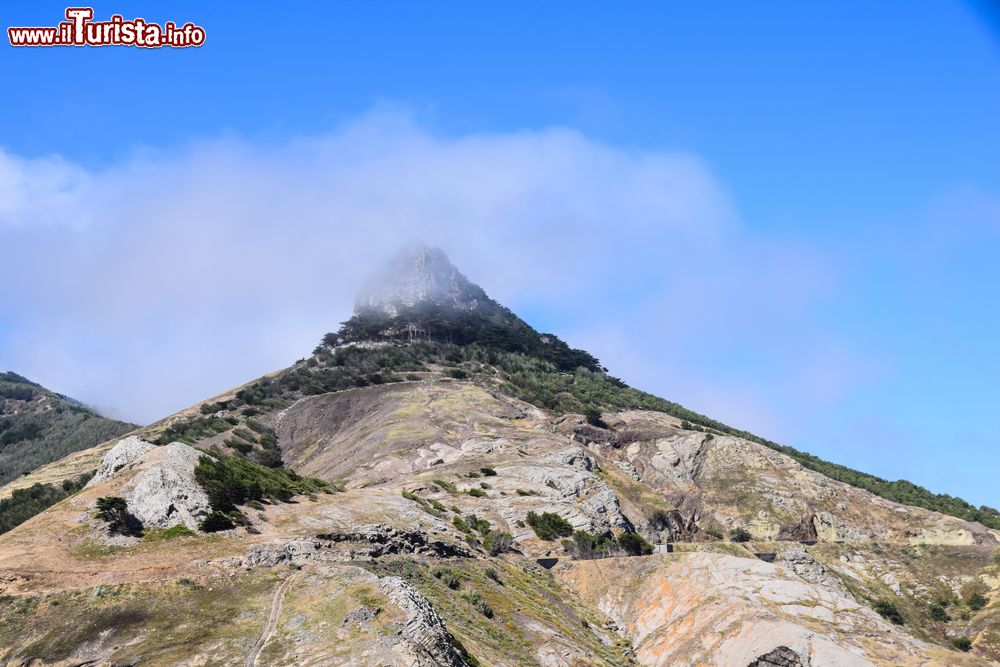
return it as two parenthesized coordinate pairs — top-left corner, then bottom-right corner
(747, 646), (804, 667)
(124, 443), (213, 530)
(86, 437), (213, 530)
(238, 525), (474, 568)
(316, 523), (474, 558)
(354, 241), (488, 317)
(378, 575), (469, 666)
(559, 552), (934, 666)
(86, 436), (154, 487)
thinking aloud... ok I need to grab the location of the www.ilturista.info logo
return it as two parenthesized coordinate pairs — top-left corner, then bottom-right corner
(7, 7), (205, 48)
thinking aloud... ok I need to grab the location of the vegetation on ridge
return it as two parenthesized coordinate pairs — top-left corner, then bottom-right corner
(0, 473), (93, 534)
(303, 308), (1000, 530)
(140, 291), (1000, 532)
(0, 373), (136, 487)
(193, 452), (331, 531)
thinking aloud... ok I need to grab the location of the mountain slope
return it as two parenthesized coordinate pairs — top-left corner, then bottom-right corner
(0, 372), (136, 486)
(1, 243), (998, 665)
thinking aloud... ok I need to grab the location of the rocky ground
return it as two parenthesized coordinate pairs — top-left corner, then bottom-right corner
(1, 376), (998, 666)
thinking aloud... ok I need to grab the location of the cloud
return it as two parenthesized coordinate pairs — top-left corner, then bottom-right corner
(0, 110), (846, 427)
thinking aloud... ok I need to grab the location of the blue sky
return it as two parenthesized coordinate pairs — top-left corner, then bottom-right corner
(1, 2), (998, 507)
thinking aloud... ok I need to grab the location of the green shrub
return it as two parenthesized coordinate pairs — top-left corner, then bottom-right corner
(951, 637), (972, 652)
(563, 531), (613, 560)
(155, 416), (232, 445)
(967, 592), (987, 611)
(445, 368), (469, 380)
(466, 488), (486, 498)
(432, 479), (457, 494)
(464, 591), (494, 618)
(928, 604), (950, 622)
(480, 467), (497, 476)
(465, 513), (492, 534)
(730, 528), (752, 543)
(193, 453), (329, 530)
(483, 531), (513, 555)
(433, 567), (461, 589)
(616, 532), (654, 556)
(563, 530), (652, 559)
(232, 428), (257, 442)
(873, 600), (904, 625)
(525, 511), (573, 540)
(224, 438), (254, 454)
(452, 516), (471, 533)
(584, 409), (607, 428)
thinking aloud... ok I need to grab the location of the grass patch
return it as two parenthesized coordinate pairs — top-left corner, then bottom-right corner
(143, 524), (196, 542)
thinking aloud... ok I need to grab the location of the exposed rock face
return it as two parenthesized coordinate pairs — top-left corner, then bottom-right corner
(123, 443), (213, 530)
(240, 525), (475, 567)
(559, 552), (932, 666)
(604, 411), (1000, 546)
(86, 436), (153, 487)
(747, 646), (804, 667)
(378, 575), (469, 667)
(775, 546), (846, 593)
(87, 437), (212, 530)
(354, 241), (488, 317)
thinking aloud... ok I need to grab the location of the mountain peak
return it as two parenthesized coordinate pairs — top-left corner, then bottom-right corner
(354, 241), (490, 317)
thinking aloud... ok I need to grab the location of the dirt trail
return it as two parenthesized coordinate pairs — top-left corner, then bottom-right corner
(247, 573), (298, 667)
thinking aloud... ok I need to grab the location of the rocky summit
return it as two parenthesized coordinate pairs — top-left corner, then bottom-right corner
(0, 245), (998, 666)
(354, 240), (491, 316)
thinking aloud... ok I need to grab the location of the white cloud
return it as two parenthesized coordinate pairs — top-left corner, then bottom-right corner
(0, 110), (848, 428)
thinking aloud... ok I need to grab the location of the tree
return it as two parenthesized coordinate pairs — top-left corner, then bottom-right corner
(584, 409), (607, 428)
(95, 496), (138, 535)
(616, 532), (654, 556)
(525, 511), (574, 540)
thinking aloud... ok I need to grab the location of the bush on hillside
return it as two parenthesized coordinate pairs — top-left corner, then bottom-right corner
(873, 599), (904, 625)
(193, 453), (329, 530)
(525, 511), (574, 540)
(730, 528), (752, 543)
(951, 637), (972, 652)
